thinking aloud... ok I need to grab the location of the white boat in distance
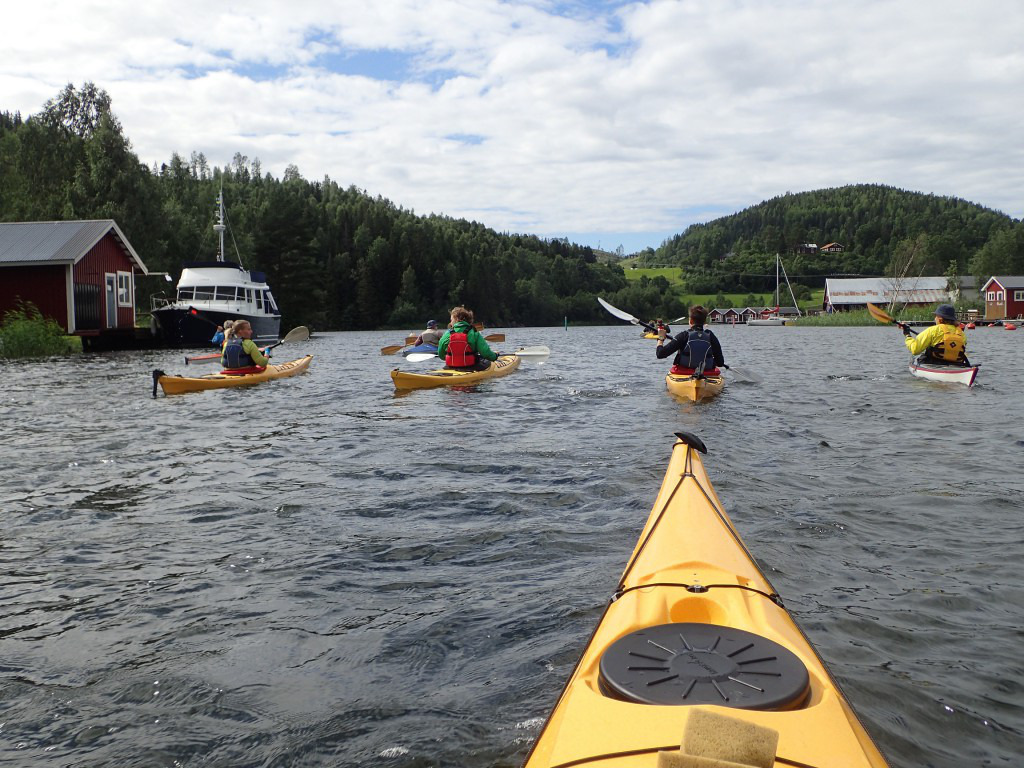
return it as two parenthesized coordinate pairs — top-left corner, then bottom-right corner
(151, 192), (281, 347)
(748, 254), (802, 326)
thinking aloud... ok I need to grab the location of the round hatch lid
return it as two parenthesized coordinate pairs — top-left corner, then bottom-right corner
(598, 622), (810, 710)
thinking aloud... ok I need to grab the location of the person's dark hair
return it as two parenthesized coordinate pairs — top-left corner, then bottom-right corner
(689, 305), (708, 325)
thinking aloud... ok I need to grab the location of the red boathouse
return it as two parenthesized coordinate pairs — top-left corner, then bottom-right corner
(0, 220), (149, 346)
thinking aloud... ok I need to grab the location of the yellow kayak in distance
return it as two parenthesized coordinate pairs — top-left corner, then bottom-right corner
(522, 433), (889, 768)
(153, 355), (313, 395)
(666, 371), (725, 402)
(391, 354), (521, 390)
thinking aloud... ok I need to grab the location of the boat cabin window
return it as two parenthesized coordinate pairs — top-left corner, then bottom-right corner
(264, 291), (279, 312)
(216, 286), (236, 301)
(256, 291), (264, 311)
(177, 287), (194, 301)
(245, 289), (254, 304)
(193, 286), (215, 301)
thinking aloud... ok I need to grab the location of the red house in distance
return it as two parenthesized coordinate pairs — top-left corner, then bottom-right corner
(0, 220), (149, 347)
(981, 276), (1024, 321)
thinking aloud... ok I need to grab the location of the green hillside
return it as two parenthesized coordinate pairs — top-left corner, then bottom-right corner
(644, 185), (1023, 295)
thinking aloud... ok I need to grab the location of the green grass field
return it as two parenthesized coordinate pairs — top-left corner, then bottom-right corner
(623, 265), (825, 312)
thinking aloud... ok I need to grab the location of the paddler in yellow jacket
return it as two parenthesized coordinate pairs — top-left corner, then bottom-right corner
(902, 304), (969, 365)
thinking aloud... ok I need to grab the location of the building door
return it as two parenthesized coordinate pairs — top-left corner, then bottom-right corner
(105, 274), (117, 329)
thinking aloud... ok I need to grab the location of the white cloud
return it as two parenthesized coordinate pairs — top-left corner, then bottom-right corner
(2, 0), (1022, 251)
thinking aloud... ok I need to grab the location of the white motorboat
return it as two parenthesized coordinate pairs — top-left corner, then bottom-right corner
(150, 191), (281, 346)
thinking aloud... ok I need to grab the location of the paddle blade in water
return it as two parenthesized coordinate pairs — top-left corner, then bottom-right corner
(380, 344), (405, 355)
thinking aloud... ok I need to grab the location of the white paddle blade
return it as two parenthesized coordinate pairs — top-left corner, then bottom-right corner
(514, 346), (550, 358)
(405, 352), (440, 363)
(597, 297), (641, 325)
(282, 325), (310, 343)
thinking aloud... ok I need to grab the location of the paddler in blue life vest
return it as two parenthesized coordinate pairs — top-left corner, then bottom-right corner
(655, 305), (725, 375)
(901, 304), (969, 365)
(437, 306), (498, 370)
(221, 319), (271, 370)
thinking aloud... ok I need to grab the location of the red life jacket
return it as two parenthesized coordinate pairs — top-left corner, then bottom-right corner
(445, 331), (475, 367)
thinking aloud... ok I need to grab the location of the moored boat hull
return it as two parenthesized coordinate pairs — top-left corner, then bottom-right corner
(522, 433), (889, 768)
(665, 372), (725, 401)
(155, 355), (313, 395)
(908, 358), (979, 387)
(391, 354), (521, 389)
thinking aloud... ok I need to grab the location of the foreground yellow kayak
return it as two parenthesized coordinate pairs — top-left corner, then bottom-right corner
(390, 354), (521, 389)
(153, 355), (313, 395)
(523, 433), (888, 768)
(666, 371), (725, 402)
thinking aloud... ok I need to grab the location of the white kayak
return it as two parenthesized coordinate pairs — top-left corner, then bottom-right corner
(908, 357), (979, 387)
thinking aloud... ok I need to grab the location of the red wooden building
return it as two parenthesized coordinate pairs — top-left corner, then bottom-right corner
(981, 276), (1024, 320)
(0, 220), (149, 345)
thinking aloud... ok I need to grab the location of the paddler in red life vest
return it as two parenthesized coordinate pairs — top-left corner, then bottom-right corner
(901, 304), (970, 365)
(655, 305), (725, 376)
(436, 306), (499, 370)
(221, 320), (271, 370)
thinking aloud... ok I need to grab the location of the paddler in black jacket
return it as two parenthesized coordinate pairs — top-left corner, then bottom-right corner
(655, 305), (725, 375)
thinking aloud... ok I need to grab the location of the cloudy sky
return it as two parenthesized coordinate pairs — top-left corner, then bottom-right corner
(3, 0), (1022, 253)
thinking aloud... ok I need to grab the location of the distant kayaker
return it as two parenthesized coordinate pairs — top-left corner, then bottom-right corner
(656, 305), (725, 375)
(656, 318), (671, 335)
(210, 325), (225, 346)
(437, 306), (498, 370)
(222, 320), (270, 369)
(902, 304), (969, 365)
(413, 319), (444, 347)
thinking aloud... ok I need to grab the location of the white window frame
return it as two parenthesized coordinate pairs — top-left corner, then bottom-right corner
(997, 291), (1004, 301)
(1015, 290), (1024, 301)
(116, 271), (133, 307)
(987, 291), (996, 301)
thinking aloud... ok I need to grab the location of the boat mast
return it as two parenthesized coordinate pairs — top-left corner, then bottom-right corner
(214, 189), (226, 263)
(775, 253), (780, 312)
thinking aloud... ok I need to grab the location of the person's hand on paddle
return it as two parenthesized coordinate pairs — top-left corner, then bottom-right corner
(657, 325), (667, 341)
(899, 323), (911, 336)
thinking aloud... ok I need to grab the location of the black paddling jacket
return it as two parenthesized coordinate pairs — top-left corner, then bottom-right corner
(656, 326), (725, 368)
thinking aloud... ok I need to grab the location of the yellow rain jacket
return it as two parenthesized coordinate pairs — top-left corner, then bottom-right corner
(905, 321), (967, 363)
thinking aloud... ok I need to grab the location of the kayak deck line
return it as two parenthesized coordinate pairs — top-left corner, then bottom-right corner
(522, 431), (889, 768)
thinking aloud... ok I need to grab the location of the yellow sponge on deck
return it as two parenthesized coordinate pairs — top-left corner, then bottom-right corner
(680, 709), (779, 768)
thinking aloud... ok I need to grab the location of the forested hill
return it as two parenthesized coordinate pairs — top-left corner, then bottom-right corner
(0, 84), (641, 331)
(645, 185), (1023, 294)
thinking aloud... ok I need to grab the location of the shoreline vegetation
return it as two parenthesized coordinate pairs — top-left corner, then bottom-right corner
(0, 303), (81, 359)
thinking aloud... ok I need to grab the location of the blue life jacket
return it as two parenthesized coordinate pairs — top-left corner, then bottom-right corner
(222, 337), (251, 369)
(682, 328), (714, 373)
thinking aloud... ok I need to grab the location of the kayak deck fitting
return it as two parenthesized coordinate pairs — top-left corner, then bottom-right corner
(522, 432), (888, 768)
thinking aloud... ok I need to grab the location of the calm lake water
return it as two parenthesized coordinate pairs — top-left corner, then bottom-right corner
(1, 324), (1022, 767)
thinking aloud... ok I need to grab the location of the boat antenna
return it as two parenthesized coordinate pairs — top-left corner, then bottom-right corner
(214, 187), (226, 263)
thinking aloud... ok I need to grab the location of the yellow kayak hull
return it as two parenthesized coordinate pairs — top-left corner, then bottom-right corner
(391, 354), (521, 389)
(156, 355), (313, 395)
(523, 434), (888, 768)
(642, 332), (660, 339)
(666, 372), (725, 402)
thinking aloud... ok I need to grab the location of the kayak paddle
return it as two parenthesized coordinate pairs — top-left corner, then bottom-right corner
(867, 302), (917, 335)
(382, 332), (506, 355)
(267, 325), (310, 352)
(403, 345), (550, 363)
(598, 297), (759, 383)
